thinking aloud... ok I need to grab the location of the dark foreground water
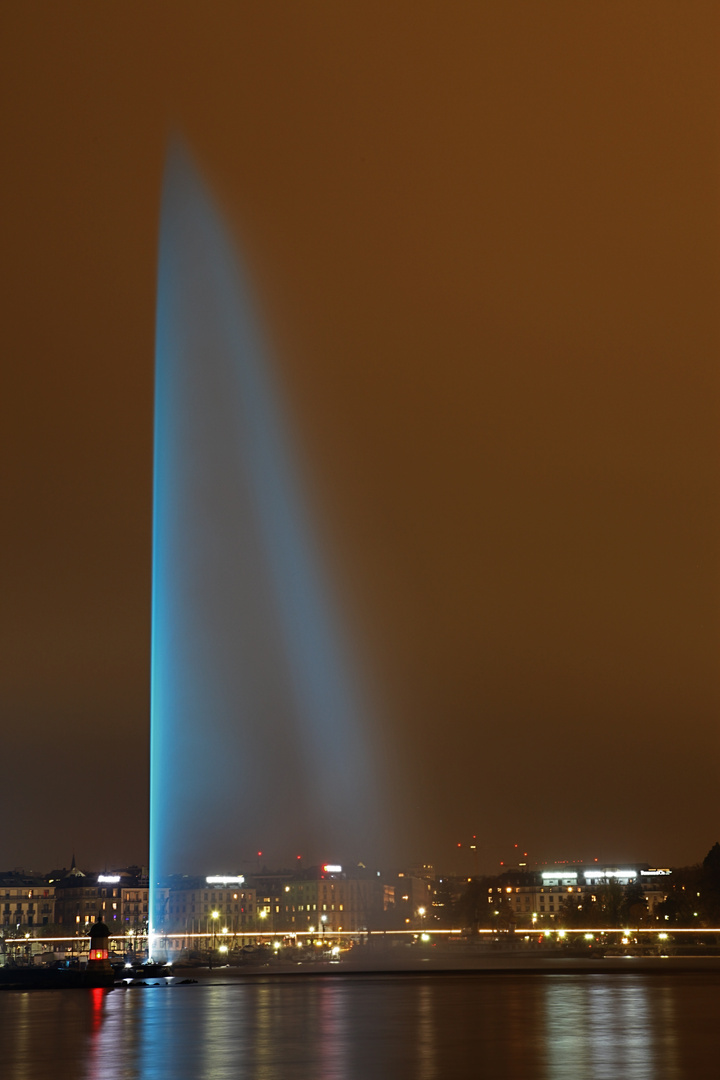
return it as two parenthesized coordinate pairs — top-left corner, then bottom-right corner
(2, 972), (719, 1079)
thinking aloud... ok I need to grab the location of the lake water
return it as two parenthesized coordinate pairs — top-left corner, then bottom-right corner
(2, 971), (719, 1079)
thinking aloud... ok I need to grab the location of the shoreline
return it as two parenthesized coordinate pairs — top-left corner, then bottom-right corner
(165, 955), (720, 980)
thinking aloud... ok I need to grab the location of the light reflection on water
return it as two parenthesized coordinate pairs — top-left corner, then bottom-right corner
(0, 974), (717, 1080)
(544, 978), (680, 1080)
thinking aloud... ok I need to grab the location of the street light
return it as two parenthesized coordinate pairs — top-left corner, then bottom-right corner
(321, 914), (327, 942)
(209, 911), (220, 968)
(417, 907), (426, 931)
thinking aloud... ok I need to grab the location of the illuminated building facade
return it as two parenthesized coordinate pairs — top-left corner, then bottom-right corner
(490, 866), (671, 925)
(121, 886), (149, 929)
(279, 867), (394, 931)
(165, 880), (257, 934)
(54, 866), (148, 931)
(1, 884), (54, 929)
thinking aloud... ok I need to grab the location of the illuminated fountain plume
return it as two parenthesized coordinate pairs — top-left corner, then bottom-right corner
(149, 144), (381, 944)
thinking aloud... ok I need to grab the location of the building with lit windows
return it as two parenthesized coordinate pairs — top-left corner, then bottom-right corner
(488, 865), (671, 925)
(164, 877), (256, 934)
(0, 882), (54, 929)
(121, 885), (149, 930)
(279, 866), (394, 931)
(53, 864), (148, 932)
(54, 866), (119, 930)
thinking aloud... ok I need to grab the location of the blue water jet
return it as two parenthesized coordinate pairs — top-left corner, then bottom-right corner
(150, 145), (381, 935)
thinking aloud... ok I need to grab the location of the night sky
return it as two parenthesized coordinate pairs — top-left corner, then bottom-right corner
(2, 3), (719, 874)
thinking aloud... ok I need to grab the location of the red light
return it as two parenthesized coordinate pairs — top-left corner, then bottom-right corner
(89, 949), (108, 961)
(90, 986), (104, 1031)
(257, 851), (262, 857)
(297, 855), (301, 860)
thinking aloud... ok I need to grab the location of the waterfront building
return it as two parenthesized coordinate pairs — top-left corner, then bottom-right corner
(0, 881), (54, 929)
(165, 878), (257, 934)
(279, 866), (394, 931)
(121, 884), (149, 930)
(54, 862), (148, 932)
(489, 865), (671, 925)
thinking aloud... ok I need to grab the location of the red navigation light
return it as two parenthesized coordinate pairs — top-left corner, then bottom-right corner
(89, 949), (109, 961)
(90, 987), (104, 1031)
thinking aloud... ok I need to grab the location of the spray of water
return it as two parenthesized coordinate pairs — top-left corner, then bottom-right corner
(150, 144), (381, 940)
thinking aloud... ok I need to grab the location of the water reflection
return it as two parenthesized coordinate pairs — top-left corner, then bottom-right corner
(86, 988), (120, 1080)
(415, 982), (437, 1080)
(0, 973), (717, 1080)
(544, 976), (680, 1080)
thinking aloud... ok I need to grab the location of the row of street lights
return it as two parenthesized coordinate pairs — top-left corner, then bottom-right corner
(206, 906), (428, 947)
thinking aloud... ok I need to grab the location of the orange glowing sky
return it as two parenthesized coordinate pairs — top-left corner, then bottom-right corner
(2, 3), (719, 871)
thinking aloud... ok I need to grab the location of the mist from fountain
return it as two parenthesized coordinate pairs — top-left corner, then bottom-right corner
(150, 144), (382, 938)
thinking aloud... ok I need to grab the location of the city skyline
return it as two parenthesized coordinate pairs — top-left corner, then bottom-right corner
(5, 844), (720, 943)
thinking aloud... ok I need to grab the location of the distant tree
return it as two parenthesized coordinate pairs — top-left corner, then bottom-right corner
(456, 878), (493, 931)
(557, 884), (620, 928)
(654, 865), (702, 926)
(492, 893), (517, 930)
(557, 892), (587, 927)
(456, 876), (520, 931)
(703, 842), (720, 888)
(590, 881), (625, 927)
(620, 881), (648, 926)
(700, 843), (720, 924)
